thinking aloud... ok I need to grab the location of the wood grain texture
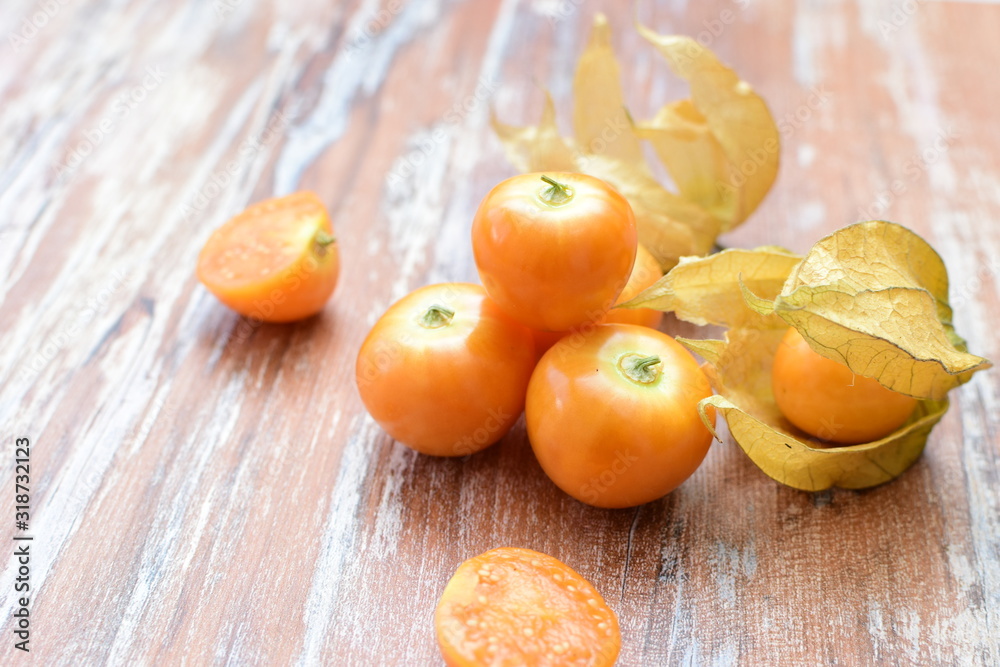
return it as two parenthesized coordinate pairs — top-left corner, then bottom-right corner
(1, 0), (999, 664)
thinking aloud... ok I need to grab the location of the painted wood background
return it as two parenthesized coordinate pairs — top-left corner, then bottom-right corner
(2, 0), (999, 664)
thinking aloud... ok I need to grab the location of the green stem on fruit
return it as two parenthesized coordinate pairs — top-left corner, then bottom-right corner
(315, 231), (336, 246)
(420, 304), (455, 329)
(619, 354), (661, 384)
(539, 175), (574, 206)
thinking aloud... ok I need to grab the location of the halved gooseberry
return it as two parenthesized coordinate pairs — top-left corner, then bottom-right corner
(197, 191), (339, 322)
(435, 547), (620, 666)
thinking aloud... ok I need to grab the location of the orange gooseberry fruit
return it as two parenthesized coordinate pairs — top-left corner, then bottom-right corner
(604, 243), (664, 329)
(435, 547), (620, 667)
(772, 327), (918, 444)
(197, 191), (339, 322)
(530, 243), (665, 359)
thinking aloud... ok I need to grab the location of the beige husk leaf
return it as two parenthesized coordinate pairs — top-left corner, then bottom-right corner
(622, 222), (990, 491)
(491, 14), (779, 268)
(747, 220), (992, 400)
(621, 246), (801, 328)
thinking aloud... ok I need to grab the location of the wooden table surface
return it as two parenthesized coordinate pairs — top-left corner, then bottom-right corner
(2, 0), (999, 664)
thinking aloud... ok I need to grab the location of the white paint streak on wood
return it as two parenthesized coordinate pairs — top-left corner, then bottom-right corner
(370, 444), (415, 561)
(792, 0), (846, 87)
(385, 125), (454, 297)
(104, 373), (246, 664)
(297, 417), (379, 667)
(427, 0), (519, 285)
(296, 2), (525, 660)
(899, 7), (1000, 654)
(0, 307), (153, 623)
(273, 0), (444, 195)
(1, 0), (998, 663)
(794, 199), (826, 232)
(956, 385), (1000, 663)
